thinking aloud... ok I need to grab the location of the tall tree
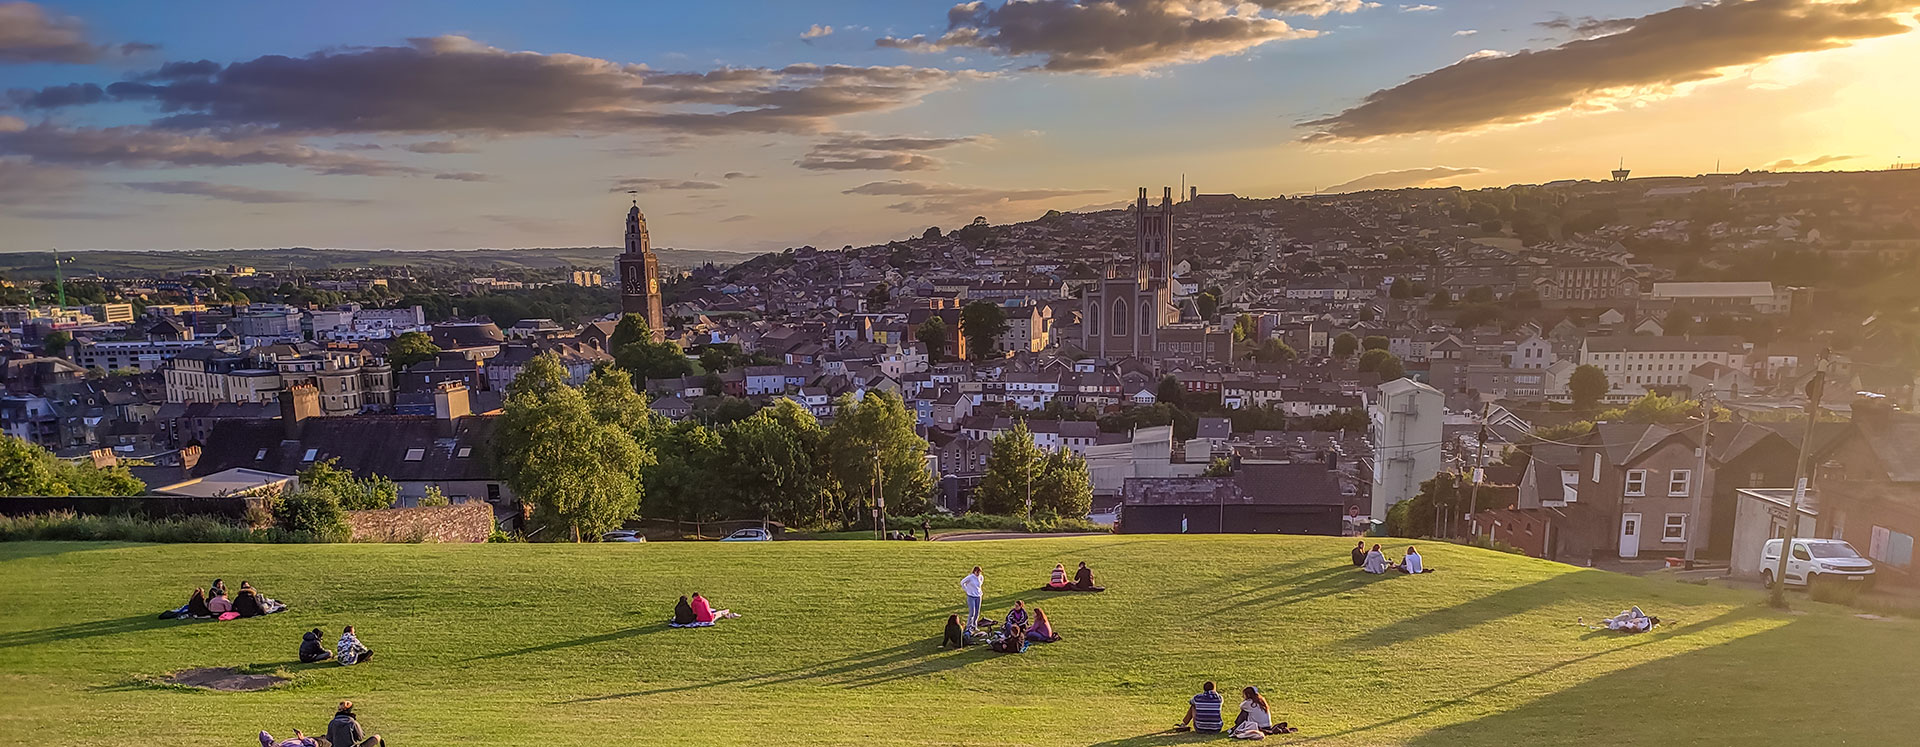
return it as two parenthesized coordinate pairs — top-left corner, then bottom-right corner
(975, 422), (1046, 516)
(1362, 335), (1389, 352)
(826, 392), (932, 523)
(1358, 348), (1394, 373)
(1570, 364), (1610, 412)
(960, 301), (1009, 360)
(608, 313), (653, 353)
(296, 458), (399, 511)
(386, 331), (440, 371)
(642, 422), (732, 526)
(497, 354), (650, 541)
(1251, 338), (1298, 366)
(581, 365), (666, 444)
(0, 435), (143, 496)
(1332, 332), (1359, 359)
(1231, 314), (1258, 343)
(915, 316), (948, 362)
(723, 399), (837, 526)
(1030, 448), (1093, 519)
(615, 334), (694, 384)
(1376, 354), (1407, 382)
(864, 283), (891, 311)
(1156, 375), (1185, 407)
(40, 331), (70, 358)
(1196, 291), (1220, 320)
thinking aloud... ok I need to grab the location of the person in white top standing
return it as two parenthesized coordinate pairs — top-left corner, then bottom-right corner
(960, 566), (984, 628)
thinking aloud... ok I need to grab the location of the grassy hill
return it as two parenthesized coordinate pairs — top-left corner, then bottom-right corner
(1, 537), (1914, 745)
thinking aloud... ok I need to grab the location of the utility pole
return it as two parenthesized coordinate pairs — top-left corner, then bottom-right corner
(1770, 352), (1828, 609)
(1466, 402), (1490, 540)
(1025, 446), (1034, 522)
(1684, 386), (1714, 569)
(871, 450), (885, 540)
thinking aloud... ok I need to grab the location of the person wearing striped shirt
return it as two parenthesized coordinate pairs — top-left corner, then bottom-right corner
(1177, 681), (1224, 733)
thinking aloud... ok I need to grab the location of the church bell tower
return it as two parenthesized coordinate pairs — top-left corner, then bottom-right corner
(617, 200), (665, 341)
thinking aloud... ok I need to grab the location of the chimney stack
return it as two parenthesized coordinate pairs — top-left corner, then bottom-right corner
(433, 380), (471, 422)
(279, 385), (319, 440)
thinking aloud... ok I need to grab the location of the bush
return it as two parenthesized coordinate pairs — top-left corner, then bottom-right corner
(1809, 575), (1865, 605)
(0, 511), (326, 543)
(882, 513), (1111, 534)
(271, 490), (350, 540)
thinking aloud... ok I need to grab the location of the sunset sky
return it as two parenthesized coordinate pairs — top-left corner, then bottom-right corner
(2, 0), (1916, 254)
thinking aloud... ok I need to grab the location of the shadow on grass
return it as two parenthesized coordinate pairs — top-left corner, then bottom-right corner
(561, 638), (996, 703)
(1089, 730), (1232, 747)
(0, 613), (171, 650)
(1300, 606), (1756, 744)
(1404, 608), (1920, 744)
(464, 622), (671, 662)
(1337, 573), (1593, 651)
(1212, 567), (1393, 616)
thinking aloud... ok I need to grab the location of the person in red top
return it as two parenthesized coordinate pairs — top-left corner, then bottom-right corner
(688, 593), (737, 623)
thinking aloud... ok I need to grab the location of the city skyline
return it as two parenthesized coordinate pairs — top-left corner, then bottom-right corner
(2, 0), (1917, 253)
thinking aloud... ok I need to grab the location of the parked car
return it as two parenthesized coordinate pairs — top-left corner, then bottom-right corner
(1760, 538), (1874, 588)
(601, 530), (646, 543)
(720, 528), (771, 542)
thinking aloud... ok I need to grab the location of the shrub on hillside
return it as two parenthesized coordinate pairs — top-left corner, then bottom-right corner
(270, 489), (350, 540)
(0, 511), (324, 543)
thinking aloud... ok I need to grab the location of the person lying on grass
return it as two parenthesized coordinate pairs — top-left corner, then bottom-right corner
(690, 592), (739, 624)
(258, 728), (320, 747)
(299, 628), (332, 663)
(1072, 561), (1104, 591)
(1586, 606), (1659, 633)
(337, 625), (373, 665)
(1025, 607), (1060, 643)
(1174, 681), (1224, 733)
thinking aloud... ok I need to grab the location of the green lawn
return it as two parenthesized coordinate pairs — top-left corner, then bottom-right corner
(2, 537), (1915, 745)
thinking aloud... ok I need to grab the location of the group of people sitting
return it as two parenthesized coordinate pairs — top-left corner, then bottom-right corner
(1041, 561), (1104, 592)
(1176, 681), (1300, 740)
(943, 600), (1062, 653)
(669, 592), (740, 628)
(259, 700), (384, 747)
(1353, 542), (1431, 575)
(298, 626), (374, 666)
(161, 579), (286, 620)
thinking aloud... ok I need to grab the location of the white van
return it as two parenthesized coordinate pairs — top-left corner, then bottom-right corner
(1760, 538), (1876, 588)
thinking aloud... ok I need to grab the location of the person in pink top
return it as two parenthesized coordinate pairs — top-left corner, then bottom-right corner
(689, 593), (738, 623)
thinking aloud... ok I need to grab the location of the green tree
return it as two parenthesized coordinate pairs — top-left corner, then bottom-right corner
(386, 331), (440, 371)
(1358, 348), (1394, 373)
(1429, 291), (1453, 309)
(1376, 354), (1406, 382)
(295, 458), (401, 511)
(581, 365), (666, 443)
(1332, 332), (1359, 359)
(723, 399), (837, 526)
(1387, 471), (1463, 538)
(1595, 393), (1728, 424)
(1231, 314), (1259, 343)
(615, 334), (693, 384)
(1196, 291), (1220, 320)
(1362, 335), (1389, 352)
(643, 422), (732, 526)
(608, 313), (653, 352)
(0, 435), (144, 496)
(1202, 457), (1233, 477)
(41, 331), (70, 358)
(1570, 364), (1610, 412)
(975, 422), (1046, 516)
(1252, 338), (1297, 366)
(1030, 448), (1093, 519)
(864, 283), (890, 311)
(916, 316), (949, 362)
(1389, 278), (1422, 300)
(497, 353), (651, 541)
(825, 391), (933, 523)
(272, 487), (349, 538)
(1156, 375), (1185, 407)
(961, 301), (1009, 360)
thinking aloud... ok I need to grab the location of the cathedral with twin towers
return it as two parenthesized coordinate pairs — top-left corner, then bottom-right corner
(1080, 187), (1181, 359)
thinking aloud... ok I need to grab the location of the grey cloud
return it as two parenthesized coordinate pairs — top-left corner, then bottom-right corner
(1767, 154), (1856, 170)
(723, 171), (755, 179)
(720, 214), (753, 222)
(1306, 0), (1920, 141)
(6, 82), (104, 108)
(796, 132), (981, 171)
(1536, 14), (1638, 38)
(403, 140), (474, 153)
(0, 156), (81, 202)
(877, 0), (1332, 73)
(20, 36), (972, 138)
(0, 1), (149, 64)
(120, 180), (370, 204)
(0, 123), (431, 175)
(611, 177), (725, 192)
(434, 171), (488, 181)
(1320, 165), (1482, 193)
(842, 179), (1106, 214)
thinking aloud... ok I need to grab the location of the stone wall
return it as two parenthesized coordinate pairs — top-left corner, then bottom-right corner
(346, 502), (493, 543)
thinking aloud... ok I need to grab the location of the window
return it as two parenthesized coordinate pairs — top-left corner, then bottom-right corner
(302, 448), (318, 462)
(254, 448), (268, 461)
(404, 448), (425, 461)
(1625, 470), (1647, 496)
(1560, 469), (1580, 504)
(1669, 469), (1692, 497)
(1591, 453), (1601, 482)
(1663, 513), (1687, 542)
(1869, 526), (1915, 568)
(456, 447), (471, 458)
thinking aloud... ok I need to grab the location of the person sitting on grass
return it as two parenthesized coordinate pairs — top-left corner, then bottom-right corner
(942, 614), (969, 648)
(210, 579), (228, 599)
(327, 701), (383, 747)
(206, 588), (232, 616)
(1352, 540), (1368, 567)
(1072, 561), (1104, 591)
(1229, 686), (1297, 738)
(671, 595), (702, 627)
(690, 592), (738, 624)
(1046, 563), (1072, 590)
(1003, 600), (1030, 634)
(1025, 607), (1061, 643)
(1175, 681), (1224, 733)
(336, 625), (373, 666)
(258, 729), (320, 747)
(1362, 544), (1389, 574)
(299, 629), (332, 663)
(186, 588), (213, 619)
(233, 584), (267, 618)
(1395, 546), (1425, 574)
(991, 624), (1028, 653)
